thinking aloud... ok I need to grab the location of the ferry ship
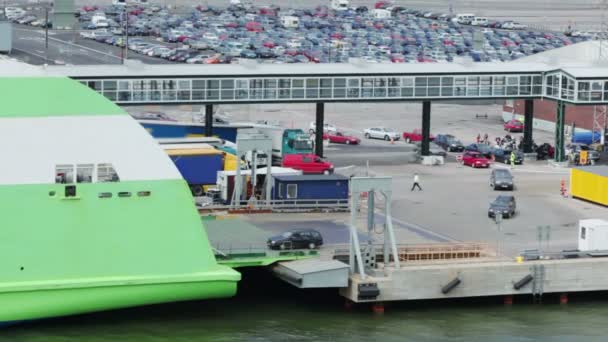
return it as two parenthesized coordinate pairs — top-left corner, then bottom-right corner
(0, 67), (240, 325)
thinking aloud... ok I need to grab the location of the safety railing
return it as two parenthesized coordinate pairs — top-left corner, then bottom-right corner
(331, 242), (494, 264)
(198, 198), (350, 212)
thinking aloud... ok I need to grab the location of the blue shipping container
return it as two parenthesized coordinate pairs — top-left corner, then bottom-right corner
(170, 154), (223, 185)
(273, 175), (349, 200)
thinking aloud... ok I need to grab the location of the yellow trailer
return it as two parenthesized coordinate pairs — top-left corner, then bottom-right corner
(571, 166), (608, 206)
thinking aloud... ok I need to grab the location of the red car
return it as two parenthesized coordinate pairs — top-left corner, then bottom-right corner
(403, 129), (435, 143)
(461, 151), (491, 168)
(282, 154), (334, 175)
(504, 119), (524, 132)
(323, 132), (360, 145)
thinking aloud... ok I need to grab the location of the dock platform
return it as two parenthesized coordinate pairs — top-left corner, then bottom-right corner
(341, 257), (608, 303)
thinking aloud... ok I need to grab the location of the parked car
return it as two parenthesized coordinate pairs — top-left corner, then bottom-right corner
(492, 148), (524, 165)
(414, 141), (447, 157)
(434, 134), (464, 152)
(364, 127), (401, 141)
(282, 153), (334, 175)
(323, 132), (360, 145)
(504, 119), (524, 133)
(488, 195), (517, 218)
(402, 129), (435, 143)
(490, 168), (514, 190)
(465, 143), (493, 158)
(461, 151), (491, 168)
(267, 229), (324, 250)
(309, 121), (337, 134)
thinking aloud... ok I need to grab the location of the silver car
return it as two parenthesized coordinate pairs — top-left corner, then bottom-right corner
(364, 127), (401, 141)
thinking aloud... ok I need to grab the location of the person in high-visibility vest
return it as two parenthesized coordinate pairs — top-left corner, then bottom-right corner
(510, 151), (516, 169)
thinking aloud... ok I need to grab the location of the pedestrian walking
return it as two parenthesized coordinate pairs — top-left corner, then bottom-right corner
(476, 134), (481, 144)
(510, 150), (516, 169)
(483, 133), (489, 144)
(411, 173), (422, 191)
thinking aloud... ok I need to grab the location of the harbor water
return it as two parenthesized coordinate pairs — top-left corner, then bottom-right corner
(4, 270), (608, 341)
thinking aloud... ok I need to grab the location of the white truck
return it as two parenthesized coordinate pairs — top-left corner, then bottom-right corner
(330, 0), (349, 11)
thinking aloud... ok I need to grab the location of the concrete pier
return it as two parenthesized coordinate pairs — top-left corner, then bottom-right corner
(340, 257), (608, 303)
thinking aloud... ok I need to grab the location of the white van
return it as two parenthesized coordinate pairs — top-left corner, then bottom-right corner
(280, 15), (299, 28)
(471, 17), (489, 26)
(331, 0), (349, 11)
(454, 13), (475, 25)
(371, 9), (391, 19)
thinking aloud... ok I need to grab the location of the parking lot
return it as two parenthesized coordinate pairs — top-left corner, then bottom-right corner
(8, 0), (594, 66)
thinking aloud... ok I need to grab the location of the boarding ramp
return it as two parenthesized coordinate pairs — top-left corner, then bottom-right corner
(272, 259), (349, 288)
(204, 217), (320, 268)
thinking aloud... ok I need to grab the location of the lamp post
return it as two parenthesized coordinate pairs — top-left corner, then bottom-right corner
(494, 212), (503, 257)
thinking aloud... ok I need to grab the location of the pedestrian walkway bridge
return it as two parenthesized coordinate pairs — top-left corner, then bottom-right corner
(44, 61), (608, 105)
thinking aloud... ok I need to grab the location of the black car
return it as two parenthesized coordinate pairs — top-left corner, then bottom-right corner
(435, 134), (465, 152)
(465, 143), (493, 158)
(492, 148), (524, 165)
(488, 195), (517, 219)
(267, 229), (323, 250)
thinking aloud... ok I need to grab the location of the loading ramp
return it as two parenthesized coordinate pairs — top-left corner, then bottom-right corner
(272, 259), (349, 288)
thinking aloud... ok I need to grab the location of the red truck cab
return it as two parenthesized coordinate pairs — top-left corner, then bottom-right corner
(282, 154), (334, 175)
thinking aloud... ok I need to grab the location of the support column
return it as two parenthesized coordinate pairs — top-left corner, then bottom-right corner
(315, 102), (324, 158)
(555, 101), (566, 162)
(523, 99), (534, 153)
(421, 101), (431, 156)
(205, 104), (213, 137)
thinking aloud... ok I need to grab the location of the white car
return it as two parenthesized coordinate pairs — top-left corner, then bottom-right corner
(502, 21), (527, 30)
(309, 121), (337, 134)
(364, 127), (400, 141)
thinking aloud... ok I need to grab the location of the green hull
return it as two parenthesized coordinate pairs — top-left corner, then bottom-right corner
(0, 279), (236, 322)
(0, 179), (240, 323)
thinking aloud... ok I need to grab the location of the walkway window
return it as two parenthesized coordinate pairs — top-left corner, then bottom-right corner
(428, 77), (440, 97)
(467, 76), (479, 96)
(578, 82), (590, 101)
(441, 76), (453, 96)
(493, 76), (505, 96)
(415, 77), (427, 97)
(507, 76), (518, 96)
(591, 82), (603, 101)
(454, 77), (466, 96)
(480, 76), (492, 96)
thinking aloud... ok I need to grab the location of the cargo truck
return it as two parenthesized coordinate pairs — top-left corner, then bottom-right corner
(246, 124), (314, 164)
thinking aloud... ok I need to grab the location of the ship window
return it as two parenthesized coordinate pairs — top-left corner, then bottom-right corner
(97, 163), (120, 182)
(137, 191), (151, 197)
(55, 164), (74, 184)
(98, 192), (112, 198)
(118, 192), (132, 197)
(76, 164), (94, 183)
(287, 184), (297, 199)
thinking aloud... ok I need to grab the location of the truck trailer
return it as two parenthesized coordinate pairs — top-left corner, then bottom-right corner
(164, 147), (224, 196)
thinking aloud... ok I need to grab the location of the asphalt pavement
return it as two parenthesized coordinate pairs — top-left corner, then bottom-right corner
(10, 25), (172, 65)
